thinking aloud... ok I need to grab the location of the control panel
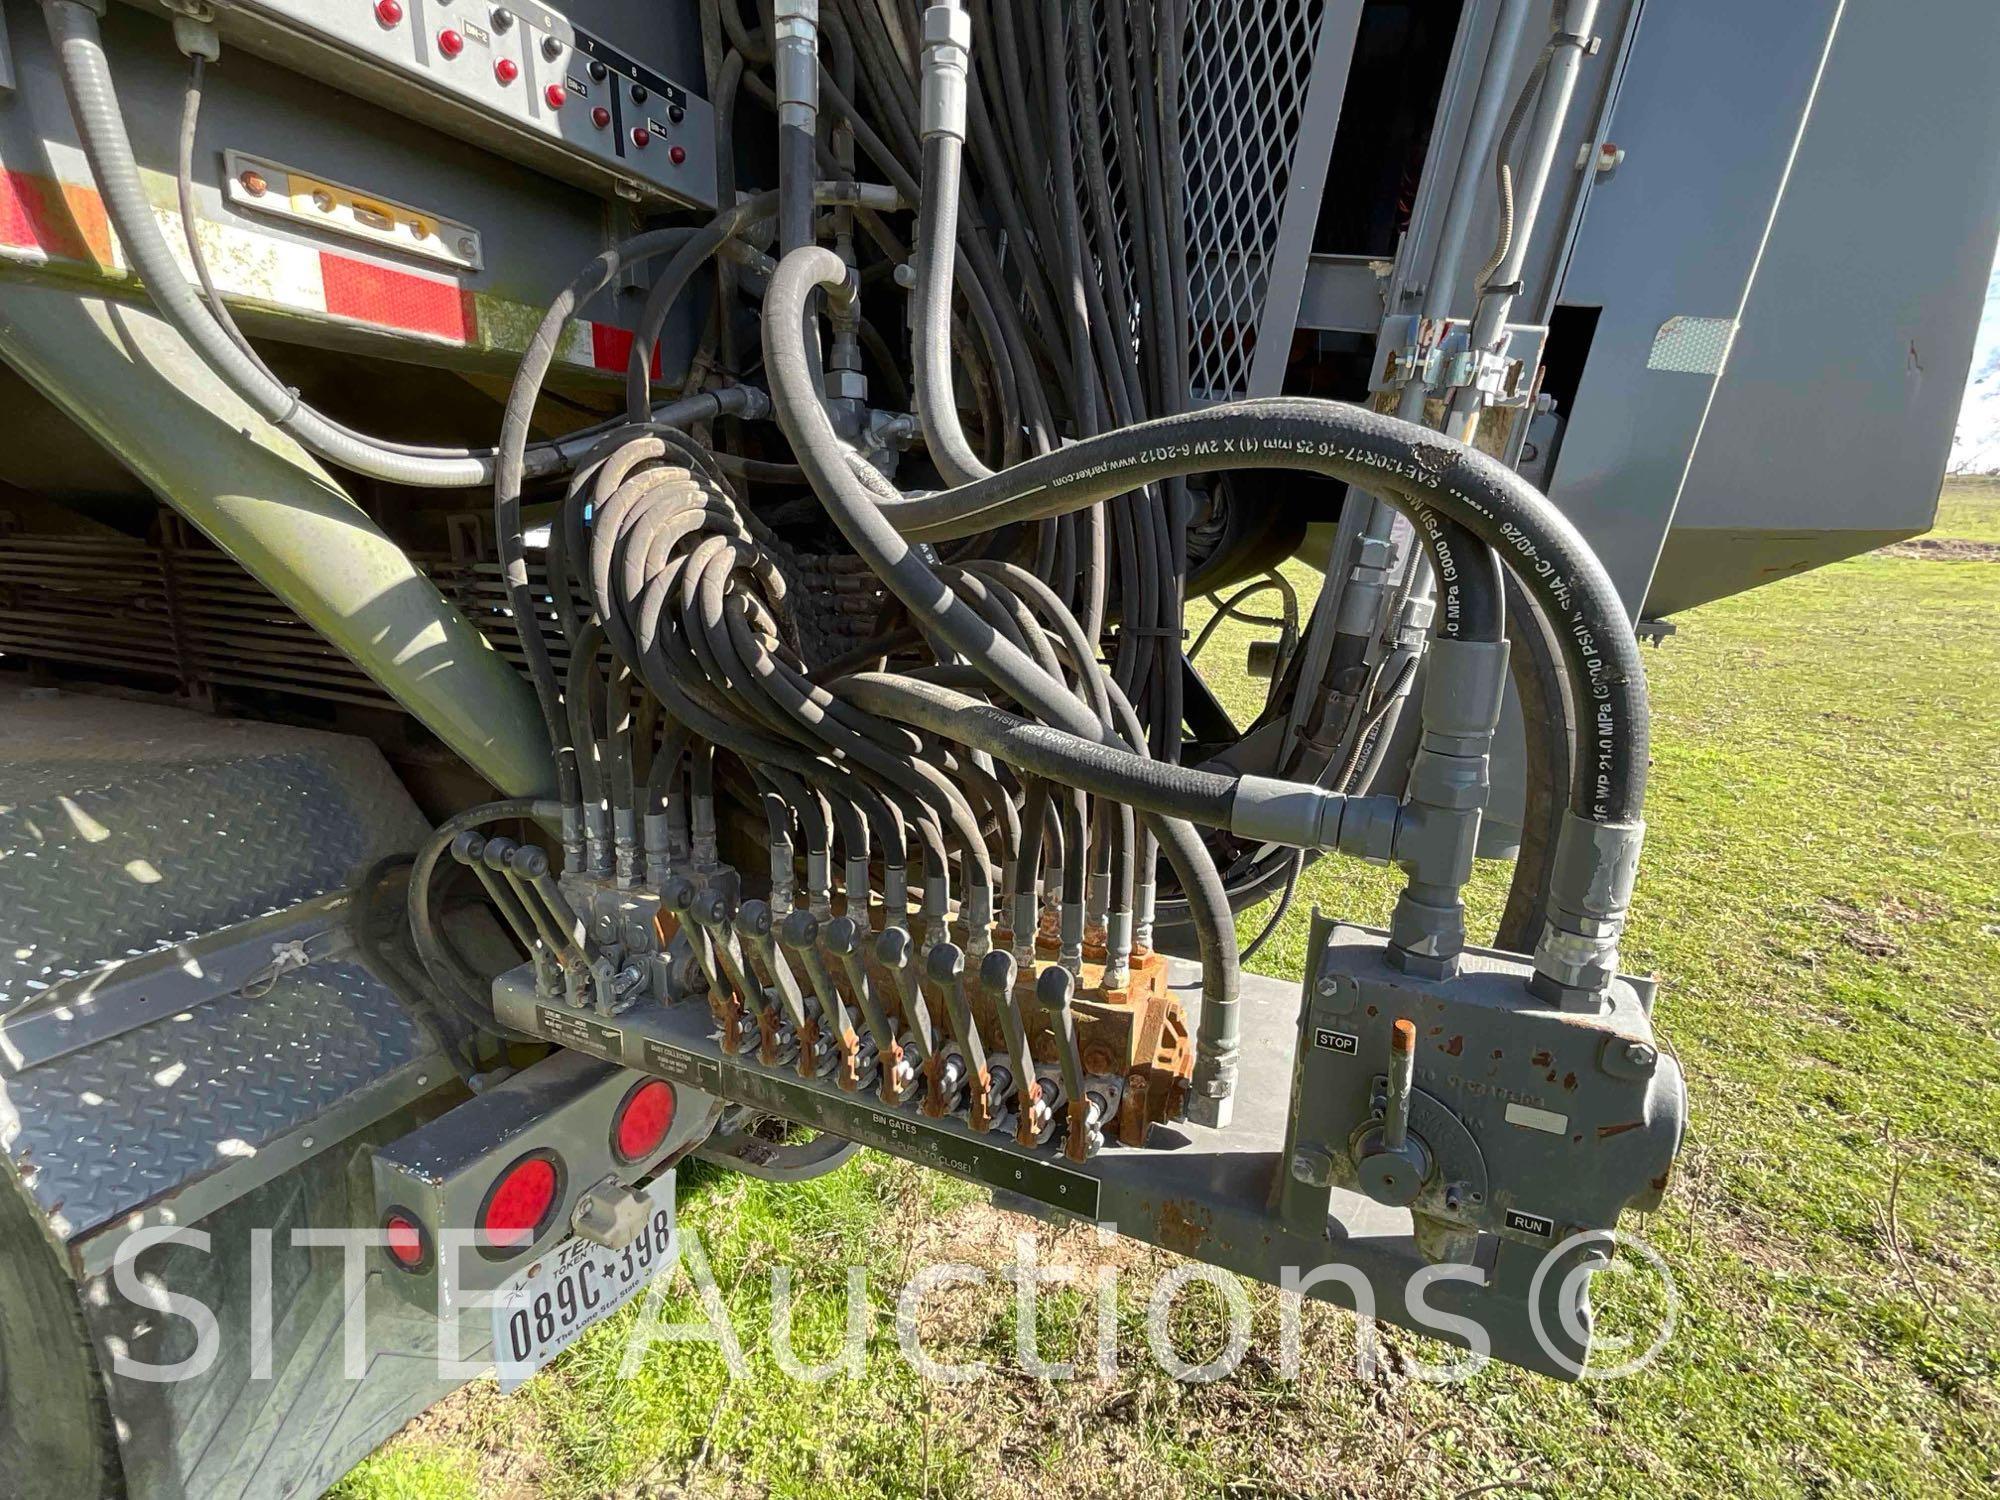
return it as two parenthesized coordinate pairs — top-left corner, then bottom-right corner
(176, 0), (716, 209)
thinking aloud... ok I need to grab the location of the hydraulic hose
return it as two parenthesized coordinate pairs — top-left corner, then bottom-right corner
(408, 798), (563, 1041)
(837, 674), (1369, 850)
(45, 0), (556, 489)
(763, 245), (1248, 1102)
(844, 394), (1646, 826)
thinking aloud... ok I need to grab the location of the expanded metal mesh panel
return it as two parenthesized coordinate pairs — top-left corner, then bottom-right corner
(1071, 0), (1328, 403)
(1180, 0), (1327, 400)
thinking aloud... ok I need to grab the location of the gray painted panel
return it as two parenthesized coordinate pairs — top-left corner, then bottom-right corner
(1545, 0), (1843, 615)
(1666, 0), (2000, 596)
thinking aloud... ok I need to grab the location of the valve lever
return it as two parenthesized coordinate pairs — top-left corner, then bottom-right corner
(738, 899), (811, 1068)
(452, 831), (554, 990)
(979, 951), (1047, 1147)
(662, 876), (732, 1035)
(928, 942), (998, 1131)
(875, 926), (939, 1065)
(496, 839), (613, 1009)
(1034, 966), (1099, 1161)
(1382, 1015), (1416, 1153)
(827, 916), (911, 1102)
(782, 910), (876, 1091)
(690, 888), (760, 1054)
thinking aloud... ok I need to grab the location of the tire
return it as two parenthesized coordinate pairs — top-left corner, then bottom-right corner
(0, 1182), (123, 1497)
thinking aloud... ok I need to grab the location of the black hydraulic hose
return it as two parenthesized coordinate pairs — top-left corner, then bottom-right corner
(626, 195), (776, 423)
(763, 247), (1243, 1095)
(408, 799), (560, 1041)
(839, 675), (1238, 835)
(494, 210), (767, 841)
(847, 396), (1647, 824)
(1408, 501), (1505, 644)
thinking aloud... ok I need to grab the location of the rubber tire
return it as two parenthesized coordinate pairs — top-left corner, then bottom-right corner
(0, 1183), (123, 1497)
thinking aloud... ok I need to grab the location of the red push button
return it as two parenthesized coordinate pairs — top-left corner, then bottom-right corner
(630, 126), (650, 149)
(374, 0), (403, 27)
(437, 27), (464, 57)
(495, 57), (519, 84)
(668, 144), (686, 165)
(590, 105), (610, 130)
(545, 83), (566, 109)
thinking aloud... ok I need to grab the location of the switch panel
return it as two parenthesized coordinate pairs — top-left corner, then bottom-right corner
(163, 0), (716, 209)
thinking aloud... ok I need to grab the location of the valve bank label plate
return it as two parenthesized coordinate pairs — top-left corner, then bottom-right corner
(598, 1025), (1104, 1221)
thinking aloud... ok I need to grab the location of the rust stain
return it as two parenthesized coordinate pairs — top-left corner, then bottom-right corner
(1531, 1049), (1553, 1067)
(1443, 1035), (1464, 1056)
(1156, 1197), (1213, 1256)
(1597, 1120), (1644, 1139)
(1563, 1072), (1578, 1092)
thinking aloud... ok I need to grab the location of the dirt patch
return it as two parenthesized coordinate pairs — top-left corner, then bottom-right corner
(1819, 894), (1945, 960)
(1879, 537), (2000, 561)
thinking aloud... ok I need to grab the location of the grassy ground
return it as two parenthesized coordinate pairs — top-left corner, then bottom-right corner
(341, 483), (2000, 1500)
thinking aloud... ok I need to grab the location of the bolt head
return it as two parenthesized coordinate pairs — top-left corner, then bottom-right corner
(1290, 1146), (1334, 1187)
(1624, 1040), (1658, 1070)
(1316, 974), (1340, 997)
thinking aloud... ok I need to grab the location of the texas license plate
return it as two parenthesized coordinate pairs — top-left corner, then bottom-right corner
(491, 1174), (677, 1392)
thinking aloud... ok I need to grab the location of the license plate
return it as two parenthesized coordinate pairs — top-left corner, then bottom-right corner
(491, 1174), (677, 1392)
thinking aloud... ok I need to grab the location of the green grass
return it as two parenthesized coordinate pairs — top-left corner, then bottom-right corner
(342, 483), (2000, 1499)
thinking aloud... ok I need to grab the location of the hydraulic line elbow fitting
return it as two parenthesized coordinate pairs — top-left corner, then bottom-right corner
(919, 3), (971, 142)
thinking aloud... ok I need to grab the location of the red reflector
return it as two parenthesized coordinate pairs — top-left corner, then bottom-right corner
(483, 1156), (558, 1248)
(383, 1211), (425, 1269)
(614, 1078), (676, 1162)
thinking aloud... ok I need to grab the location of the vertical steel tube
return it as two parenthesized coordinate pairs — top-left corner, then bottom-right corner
(1446, 0), (1602, 438)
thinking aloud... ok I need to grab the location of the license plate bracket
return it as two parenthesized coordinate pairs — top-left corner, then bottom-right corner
(490, 1174), (677, 1392)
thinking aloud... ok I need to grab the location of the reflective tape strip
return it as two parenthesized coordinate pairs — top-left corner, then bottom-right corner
(319, 251), (472, 343)
(589, 320), (663, 379)
(0, 165), (647, 378)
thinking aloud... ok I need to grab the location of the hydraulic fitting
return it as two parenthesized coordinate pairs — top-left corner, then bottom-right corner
(919, 3), (972, 142)
(1530, 813), (1647, 1009)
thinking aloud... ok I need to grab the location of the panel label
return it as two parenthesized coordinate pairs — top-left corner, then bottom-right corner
(1504, 1209), (1555, 1240)
(638, 1037), (723, 1091)
(1313, 1027), (1359, 1055)
(537, 1005), (623, 1055)
(1504, 1102), (1569, 1135)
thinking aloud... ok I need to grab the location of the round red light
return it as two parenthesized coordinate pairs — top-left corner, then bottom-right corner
(590, 105), (611, 130)
(545, 83), (567, 109)
(613, 1078), (676, 1162)
(495, 57), (519, 84)
(437, 27), (464, 58)
(630, 126), (650, 149)
(482, 1155), (558, 1249)
(668, 144), (686, 166)
(374, 0), (403, 27)
(383, 1211), (426, 1269)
